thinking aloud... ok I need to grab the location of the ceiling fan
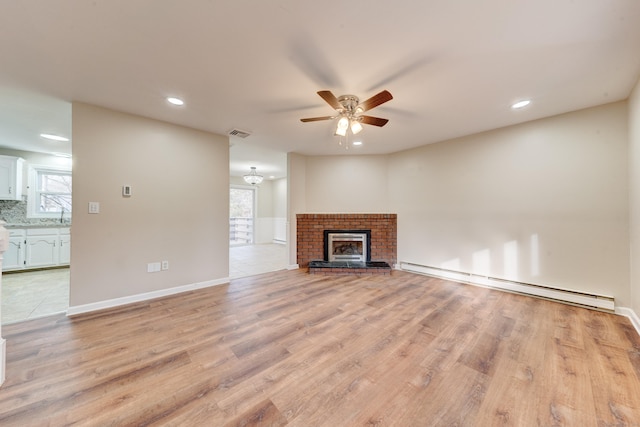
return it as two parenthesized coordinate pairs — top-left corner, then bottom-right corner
(300, 90), (393, 136)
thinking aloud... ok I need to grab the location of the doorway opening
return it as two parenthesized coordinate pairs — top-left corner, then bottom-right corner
(1, 153), (72, 325)
(229, 186), (255, 246)
(228, 179), (288, 278)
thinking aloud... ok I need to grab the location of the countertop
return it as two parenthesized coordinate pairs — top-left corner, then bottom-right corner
(4, 223), (71, 229)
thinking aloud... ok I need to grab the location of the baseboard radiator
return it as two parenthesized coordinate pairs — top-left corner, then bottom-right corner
(399, 262), (615, 312)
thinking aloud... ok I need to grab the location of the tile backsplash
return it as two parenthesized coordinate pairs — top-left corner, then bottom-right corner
(0, 199), (71, 226)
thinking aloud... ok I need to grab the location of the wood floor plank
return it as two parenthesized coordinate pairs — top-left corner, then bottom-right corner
(321, 324), (436, 426)
(583, 316), (640, 424)
(474, 296), (555, 426)
(536, 339), (598, 425)
(394, 363), (490, 426)
(1, 269), (640, 425)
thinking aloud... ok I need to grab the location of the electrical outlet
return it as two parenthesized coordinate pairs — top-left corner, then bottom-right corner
(88, 202), (100, 214)
(161, 260), (169, 271)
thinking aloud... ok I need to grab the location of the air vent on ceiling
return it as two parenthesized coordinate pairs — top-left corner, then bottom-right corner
(228, 128), (252, 138)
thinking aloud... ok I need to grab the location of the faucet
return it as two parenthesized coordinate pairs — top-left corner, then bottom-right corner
(60, 207), (65, 223)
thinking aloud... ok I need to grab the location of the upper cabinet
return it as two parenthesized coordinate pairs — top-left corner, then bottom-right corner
(0, 155), (24, 200)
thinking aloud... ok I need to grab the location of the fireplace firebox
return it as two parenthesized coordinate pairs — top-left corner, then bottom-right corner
(324, 230), (371, 263)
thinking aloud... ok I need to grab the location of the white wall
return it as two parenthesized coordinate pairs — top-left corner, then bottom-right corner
(255, 179), (274, 244)
(629, 78), (640, 315)
(273, 178), (287, 218)
(70, 103), (229, 308)
(256, 179), (274, 220)
(287, 153), (307, 266)
(304, 155), (389, 213)
(272, 178), (287, 242)
(388, 102), (629, 304)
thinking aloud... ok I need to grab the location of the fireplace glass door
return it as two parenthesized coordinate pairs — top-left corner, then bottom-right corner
(327, 233), (367, 262)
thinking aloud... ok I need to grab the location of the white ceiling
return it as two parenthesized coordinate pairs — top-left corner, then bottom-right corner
(1, 1), (639, 179)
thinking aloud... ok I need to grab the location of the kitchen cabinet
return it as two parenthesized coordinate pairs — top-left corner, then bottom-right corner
(25, 230), (58, 268)
(59, 229), (71, 265)
(2, 227), (70, 271)
(3, 229), (26, 270)
(0, 155), (24, 200)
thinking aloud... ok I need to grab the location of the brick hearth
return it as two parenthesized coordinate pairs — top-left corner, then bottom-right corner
(296, 213), (397, 275)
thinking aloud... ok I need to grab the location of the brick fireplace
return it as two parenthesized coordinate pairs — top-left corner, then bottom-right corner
(296, 213), (397, 275)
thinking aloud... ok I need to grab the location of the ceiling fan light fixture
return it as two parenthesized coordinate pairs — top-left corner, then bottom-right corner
(300, 90), (393, 137)
(335, 126), (347, 137)
(243, 166), (264, 185)
(337, 116), (349, 130)
(335, 116), (349, 136)
(350, 120), (363, 135)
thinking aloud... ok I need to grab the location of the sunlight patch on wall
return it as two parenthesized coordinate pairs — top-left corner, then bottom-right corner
(530, 234), (540, 277)
(472, 249), (491, 276)
(503, 240), (518, 279)
(441, 258), (461, 271)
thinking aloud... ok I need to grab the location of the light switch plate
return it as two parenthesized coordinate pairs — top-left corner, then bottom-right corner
(88, 202), (100, 214)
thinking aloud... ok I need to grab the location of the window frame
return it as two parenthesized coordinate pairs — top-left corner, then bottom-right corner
(27, 164), (72, 219)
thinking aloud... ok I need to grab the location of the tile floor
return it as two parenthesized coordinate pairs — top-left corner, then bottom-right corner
(1, 268), (70, 324)
(229, 243), (288, 278)
(1, 243), (289, 325)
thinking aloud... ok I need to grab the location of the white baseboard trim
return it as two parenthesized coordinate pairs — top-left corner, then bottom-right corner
(66, 277), (230, 317)
(399, 262), (615, 312)
(616, 307), (640, 336)
(287, 264), (299, 270)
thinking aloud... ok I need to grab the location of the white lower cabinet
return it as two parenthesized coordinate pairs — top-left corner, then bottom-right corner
(59, 230), (71, 265)
(4, 229), (26, 270)
(25, 230), (58, 268)
(3, 227), (70, 271)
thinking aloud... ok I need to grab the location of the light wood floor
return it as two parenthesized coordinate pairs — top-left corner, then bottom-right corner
(1, 269), (639, 426)
(1, 243), (287, 325)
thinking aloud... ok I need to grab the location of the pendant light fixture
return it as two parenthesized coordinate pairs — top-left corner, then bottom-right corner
(243, 167), (264, 185)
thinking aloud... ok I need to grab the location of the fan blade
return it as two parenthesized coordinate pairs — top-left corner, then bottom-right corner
(360, 116), (389, 127)
(300, 116), (334, 122)
(317, 90), (342, 110)
(359, 90), (393, 112)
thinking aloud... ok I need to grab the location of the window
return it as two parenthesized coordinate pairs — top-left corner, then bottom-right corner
(229, 186), (255, 245)
(27, 165), (72, 218)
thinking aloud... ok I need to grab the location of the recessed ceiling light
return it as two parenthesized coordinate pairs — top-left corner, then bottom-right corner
(40, 133), (69, 142)
(269, 176), (275, 179)
(511, 100), (531, 109)
(167, 97), (184, 106)
(353, 141), (363, 146)
(52, 152), (72, 158)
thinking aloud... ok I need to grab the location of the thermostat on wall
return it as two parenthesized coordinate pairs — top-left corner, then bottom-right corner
(123, 185), (132, 197)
